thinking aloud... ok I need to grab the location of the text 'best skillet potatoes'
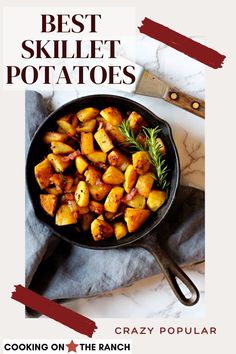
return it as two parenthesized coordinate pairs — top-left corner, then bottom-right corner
(34, 106), (168, 241)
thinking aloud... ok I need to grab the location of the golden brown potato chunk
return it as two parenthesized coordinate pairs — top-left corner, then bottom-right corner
(91, 217), (113, 241)
(55, 204), (77, 226)
(75, 181), (89, 207)
(76, 107), (99, 122)
(125, 194), (146, 209)
(124, 208), (151, 233)
(84, 166), (102, 185)
(87, 151), (107, 164)
(81, 132), (94, 154)
(76, 119), (97, 133)
(40, 194), (58, 216)
(89, 201), (104, 215)
(57, 119), (76, 136)
(102, 166), (125, 185)
(108, 149), (130, 171)
(147, 190), (166, 211)
(50, 141), (75, 155)
(156, 138), (166, 155)
(132, 151), (151, 175)
(34, 158), (54, 189)
(94, 128), (114, 153)
(75, 156), (89, 174)
(104, 186), (124, 213)
(104, 122), (126, 144)
(114, 222), (128, 240)
(43, 132), (67, 144)
(47, 153), (71, 172)
(82, 213), (95, 231)
(136, 173), (155, 198)
(127, 111), (147, 133)
(89, 183), (112, 201)
(124, 164), (138, 193)
(100, 107), (123, 126)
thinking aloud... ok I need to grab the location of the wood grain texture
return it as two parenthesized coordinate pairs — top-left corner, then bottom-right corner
(164, 88), (205, 119)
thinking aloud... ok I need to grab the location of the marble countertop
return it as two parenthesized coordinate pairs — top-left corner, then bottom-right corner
(38, 33), (205, 318)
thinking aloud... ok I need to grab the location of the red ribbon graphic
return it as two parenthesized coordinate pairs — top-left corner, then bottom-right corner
(138, 17), (226, 69)
(11, 285), (97, 337)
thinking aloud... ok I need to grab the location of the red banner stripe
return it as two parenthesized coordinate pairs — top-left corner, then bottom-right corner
(138, 17), (226, 69)
(12, 285), (97, 337)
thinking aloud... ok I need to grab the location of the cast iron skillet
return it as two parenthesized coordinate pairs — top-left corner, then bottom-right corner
(26, 94), (199, 306)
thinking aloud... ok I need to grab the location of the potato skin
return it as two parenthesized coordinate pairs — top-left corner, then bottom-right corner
(34, 158), (54, 189)
(91, 218), (113, 241)
(147, 190), (166, 212)
(55, 204), (77, 226)
(104, 186), (124, 213)
(124, 164), (138, 193)
(40, 194), (58, 216)
(75, 181), (89, 207)
(124, 208), (151, 233)
(132, 151), (151, 175)
(102, 166), (125, 185)
(136, 173), (154, 198)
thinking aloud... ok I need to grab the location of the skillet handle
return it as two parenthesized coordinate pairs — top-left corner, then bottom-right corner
(136, 238), (200, 306)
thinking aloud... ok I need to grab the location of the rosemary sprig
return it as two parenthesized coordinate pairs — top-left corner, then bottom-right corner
(119, 120), (146, 151)
(59, 170), (67, 184)
(143, 127), (169, 190)
(118, 120), (169, 190)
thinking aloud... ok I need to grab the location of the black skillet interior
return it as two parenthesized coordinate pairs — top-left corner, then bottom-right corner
(26, 94), (180, 249)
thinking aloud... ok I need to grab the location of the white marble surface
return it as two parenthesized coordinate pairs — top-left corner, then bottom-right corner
(38, 33), (205, 318)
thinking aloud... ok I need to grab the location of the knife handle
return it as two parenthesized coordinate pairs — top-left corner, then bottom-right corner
(164, 88), (205, 119)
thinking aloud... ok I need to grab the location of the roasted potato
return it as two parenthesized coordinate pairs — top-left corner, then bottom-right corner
(125, 193), (146, 209)
(114, 222), (128, 240)
(89, 201), (104, 214)
(43, 132), (67, 144)
(91, 217), (113, 241)
(55, 204), (77, 226)
(82, 213), (95, 231)
(104, 122), (126, 144)
(124, 164), (138, 193)
(87, 151), (107, 164)
(89, 183), (112, 201)
(34, 158), (54, 189)
(47, 153), (71, 172)
(102, 166), (125, 185)
(77, 107), (99, 122)
(108, 149), (130, 171)
(84, 166), (102, 185)
(156, 138), (166, 155)
(127, 111), (147, 133)
(147, 190), (166, 211)
(124, 208), (151, 233)
(136, 173), (155, 198)
(76, 119), (97, 133)
(104, 186), (124, 213)
(100, 107), (122, 126)
(57, 119), (76, 136)
(81, 132), (94, 154)
(75, 181), (89, 207)
(132, 151), (151, 175)
(75, 155), (89, 174)
(94, 128), (114, 153)
(40, 194), (58, 216)
(50, 141), (75, 155)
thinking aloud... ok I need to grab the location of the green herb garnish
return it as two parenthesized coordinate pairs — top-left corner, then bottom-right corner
(119, 120), (169, 190)
(59, 170), (67, 184)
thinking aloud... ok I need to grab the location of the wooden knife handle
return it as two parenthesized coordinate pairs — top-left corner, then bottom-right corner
(164, 88), (205, 119)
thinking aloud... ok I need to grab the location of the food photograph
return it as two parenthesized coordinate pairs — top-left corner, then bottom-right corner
(25, 39), (205, 318)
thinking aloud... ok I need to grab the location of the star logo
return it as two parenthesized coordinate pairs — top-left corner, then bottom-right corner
(66, 340), (78, 353)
